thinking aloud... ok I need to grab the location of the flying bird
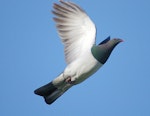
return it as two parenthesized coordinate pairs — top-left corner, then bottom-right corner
(34, 0), (123, 105)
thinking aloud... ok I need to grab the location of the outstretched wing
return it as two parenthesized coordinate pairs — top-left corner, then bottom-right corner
(53, 1), (96, 64)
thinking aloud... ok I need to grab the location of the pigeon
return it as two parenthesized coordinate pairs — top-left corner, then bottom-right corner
(34, 0), (123, 105)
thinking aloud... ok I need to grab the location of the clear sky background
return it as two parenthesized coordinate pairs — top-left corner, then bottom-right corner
(1, 0), (150, 116)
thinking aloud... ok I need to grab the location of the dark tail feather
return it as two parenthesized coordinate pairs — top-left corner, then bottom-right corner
(34, 82), (64, 105)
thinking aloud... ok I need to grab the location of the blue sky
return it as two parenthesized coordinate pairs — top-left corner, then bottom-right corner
(1, 0), (150, 116)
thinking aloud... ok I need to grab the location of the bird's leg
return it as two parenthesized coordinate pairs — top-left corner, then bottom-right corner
(65, 76), (75, 84)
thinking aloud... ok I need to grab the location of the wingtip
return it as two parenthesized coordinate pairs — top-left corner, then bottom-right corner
(107, 36), (111, 40)
(99, 36), (111, 45)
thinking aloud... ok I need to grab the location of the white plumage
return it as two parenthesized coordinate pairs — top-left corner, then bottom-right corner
(52, 1), (102, 87)
(53, 1), (96, 64)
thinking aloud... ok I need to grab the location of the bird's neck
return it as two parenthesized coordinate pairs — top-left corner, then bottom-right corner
(91, 45), (112, 64)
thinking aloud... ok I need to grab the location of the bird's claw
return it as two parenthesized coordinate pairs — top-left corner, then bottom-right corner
(65, 77), (75, 84)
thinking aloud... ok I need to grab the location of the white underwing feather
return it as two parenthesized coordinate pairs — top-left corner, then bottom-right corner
(53, 1), (96, 64)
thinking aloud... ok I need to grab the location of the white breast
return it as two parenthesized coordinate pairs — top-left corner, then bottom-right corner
(63, 51), (103, 84)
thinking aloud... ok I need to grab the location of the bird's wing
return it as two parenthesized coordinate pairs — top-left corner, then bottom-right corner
(53, 1), (96, 64)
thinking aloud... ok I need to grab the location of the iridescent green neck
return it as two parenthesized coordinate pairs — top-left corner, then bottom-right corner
(91, 38), (122, 64)
(91, 45), (112, 64)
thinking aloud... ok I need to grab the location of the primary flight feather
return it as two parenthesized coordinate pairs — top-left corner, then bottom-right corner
(53, 1), (96, 64)
(34, 0), (123, 105)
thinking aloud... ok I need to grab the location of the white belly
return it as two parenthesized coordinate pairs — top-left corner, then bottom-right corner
(63, 53), (103, 84)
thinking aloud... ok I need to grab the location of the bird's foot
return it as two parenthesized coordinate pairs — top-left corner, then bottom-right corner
(65, 77), (75, 84)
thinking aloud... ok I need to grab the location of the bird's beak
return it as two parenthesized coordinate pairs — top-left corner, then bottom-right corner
(115, 38), (124, 43)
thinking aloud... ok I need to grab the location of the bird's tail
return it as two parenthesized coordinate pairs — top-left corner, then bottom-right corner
(34, 82), (64, 105)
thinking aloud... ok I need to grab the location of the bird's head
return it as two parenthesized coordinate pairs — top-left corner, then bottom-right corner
(91, 36), (123, 64)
